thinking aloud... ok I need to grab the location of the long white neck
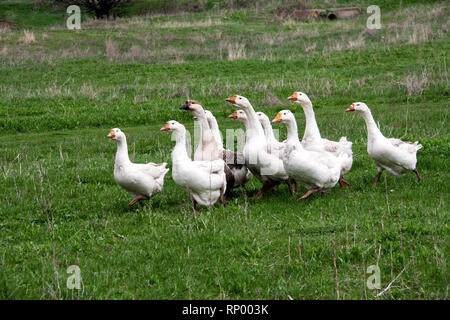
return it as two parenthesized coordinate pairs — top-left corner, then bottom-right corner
(115, 137), (131, 166)
(299, 100), (322, 141)
(172, 129), (190, 163)
(241, 103), (265, 140)
(285, 116), (302, 148)
(208, 116), (223, 150)
(360, 109), (384, 142)
(196, 112), (210, 142)
(261, 119), (278, 142)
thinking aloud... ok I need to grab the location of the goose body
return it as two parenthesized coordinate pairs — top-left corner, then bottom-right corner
(205, 110), (252, 189)
(288, 92), (353, 184)
(273, 111), (348, 199)
(226, 96), (294, 199)
(161, 121), (226, 207)
(346, 102), (422, 184)
(107, 128), (169, 206)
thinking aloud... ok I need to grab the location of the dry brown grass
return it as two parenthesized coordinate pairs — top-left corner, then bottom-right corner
(227, 43), (246, 61)
(154, 18), (221, 29)
(80, 83), (98, 100)
(263, 90), (288, 107)
(408, 24), (433, 45)
(0, 46), (8, 56)
(20, 30), (36, 44)
(347, 33), (366, 49)
(104, 39), (119, 58)
(395, 70), (432, 96)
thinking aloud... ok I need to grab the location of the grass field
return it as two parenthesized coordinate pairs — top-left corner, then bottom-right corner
(0, 0), (448, 299)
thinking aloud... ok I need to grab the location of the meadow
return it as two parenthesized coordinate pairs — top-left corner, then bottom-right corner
(0, 0), (448, 299)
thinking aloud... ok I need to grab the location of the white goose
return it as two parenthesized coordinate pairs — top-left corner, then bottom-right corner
(272, 111), (348, 199)
(205, 110), (252, 190)
(288, 91), (353, 186)
(179, 100), (220, 161)
(160, 120), (227, 208)
(107, 128), (169, 206)
(346, 102), (422, 185)
(256, 111), (285, 154)
(226, 95), (294, 199)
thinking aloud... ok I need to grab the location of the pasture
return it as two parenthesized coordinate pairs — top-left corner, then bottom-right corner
(0, 0), (448, 299)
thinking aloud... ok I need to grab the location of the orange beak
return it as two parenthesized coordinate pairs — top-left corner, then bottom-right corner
(225, 95), (237, 104)
(272, 112), (282, 123)
(160, 122), (170, 131)
(287, 92), (298, 101)
(345, 103), (355, 112)
(107, 129), (115, 139)
(228, 111), (238, 119)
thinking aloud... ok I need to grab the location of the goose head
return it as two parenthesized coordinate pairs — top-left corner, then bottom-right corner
(225, 95), (251, 109)
(160, 120), (186, 133)
(179, 100), (205, 117)
(272, 110), (294, 124)
(256, 112), (271, 126)
(287, 91), (312, 106)
(107, 128), (126, 141)
(346, 102), (369, 113)
(228, 110), (248, 124)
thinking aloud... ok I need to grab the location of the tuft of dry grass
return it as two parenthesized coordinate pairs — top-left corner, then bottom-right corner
(263, 90), (288, 107)
(80, 83), (98, 100)
(408, 24), (432, 44)
(347, 33), (366, 49)
(105, 39), (119, 58)
(0, 46), (8, 56)
(20, 30), (36, 44)
(395, 70), (432, 96)
(155, 18), (220, 29)
(227, 43), (246, 61)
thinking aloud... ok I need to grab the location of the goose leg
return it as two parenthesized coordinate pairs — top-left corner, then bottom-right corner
(219, 186), (227, 207)
(339, 177), (350, 187)
(373, 169), (383, 186)
(285, 179), (294, 196)
(128, 195), (149, 206)
(413, 168), (422, 182)
(252, 181), (277, 200)
(297, 188), (322, 200)
(191, 198), (197, 212)
(294, 179), (299, 192)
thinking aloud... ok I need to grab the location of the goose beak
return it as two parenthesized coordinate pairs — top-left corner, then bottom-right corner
(179, 101), (189, 110)
(345, 104), (355, 112)
(225, 95), (237, 104)
(160, 122), (170, 131)
(107, 129), (115, 139)
(228, 111), (238, 119)
(287, 92), (297, 101)
(272, 112), (282, 123)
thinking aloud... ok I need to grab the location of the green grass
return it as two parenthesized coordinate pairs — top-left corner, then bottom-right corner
(0, 1), (448, 299)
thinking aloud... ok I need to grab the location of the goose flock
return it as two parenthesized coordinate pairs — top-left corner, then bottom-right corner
(107, 92), (423, 208)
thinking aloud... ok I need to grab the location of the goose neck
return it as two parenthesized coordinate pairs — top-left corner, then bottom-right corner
(300, 101), (322, 140)
(361, 109), (383, 141)
(115, 138), (131, 166)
